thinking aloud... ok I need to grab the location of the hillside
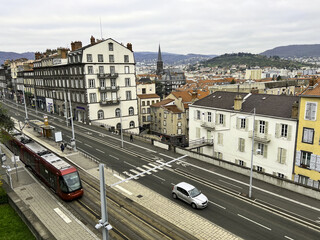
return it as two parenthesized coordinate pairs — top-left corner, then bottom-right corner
(134, 52), (216, 65)
(260, 44), (320, 58)
(0, 51), (34, 65)
(201, 53), (313, 69)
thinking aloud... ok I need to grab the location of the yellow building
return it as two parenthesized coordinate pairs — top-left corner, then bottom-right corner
(294, 83), (320, 189)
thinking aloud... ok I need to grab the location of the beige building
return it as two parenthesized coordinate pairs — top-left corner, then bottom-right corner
(245, 69), (262, 80)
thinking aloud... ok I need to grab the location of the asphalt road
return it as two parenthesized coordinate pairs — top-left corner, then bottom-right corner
(3, 99), (320, 240)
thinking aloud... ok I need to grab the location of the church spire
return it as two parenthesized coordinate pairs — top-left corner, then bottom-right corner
(156, 44), (163, 75)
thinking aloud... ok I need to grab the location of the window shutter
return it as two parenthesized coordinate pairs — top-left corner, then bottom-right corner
(215, 113), (219, 124)
(294, 174), (299, 183)
(223, 115), (226, 127)
(316, 156), (320, 172)
(241, 138), (245, 152)
(235, 159), (239, 164)
(245, 119), (248, 131)
(277, 148), (281, 163)
(314, 180), (319, 189)
(265, 121), (269, 134)
(194, 110), (197, 120)
(254, 120), (258, 132)
(310, 154), (317, 170)
(307, 178), (313, 187)
(263, 145), (268, 158)
(287, 125), (292, 141)
(295, 151), (301, 166)
(236, 118), (240, 129)
(238, 138), (241, 151)
(221, 133), (223, 145)
(311, 103), (317, 121)
(282, 149), (287, 164)
(275, 123), (280, 138)
(254, 142), (258, 155)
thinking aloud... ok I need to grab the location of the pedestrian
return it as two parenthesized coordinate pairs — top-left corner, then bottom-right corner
(60, 143), (65, 152)
(130, 134), (133, 142)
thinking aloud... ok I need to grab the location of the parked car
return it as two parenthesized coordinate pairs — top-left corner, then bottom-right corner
(172, 182), (208, 209)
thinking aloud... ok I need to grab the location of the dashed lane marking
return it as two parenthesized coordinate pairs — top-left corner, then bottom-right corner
(54, 208), (72, 223)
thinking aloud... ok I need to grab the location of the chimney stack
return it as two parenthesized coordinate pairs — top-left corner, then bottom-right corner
(57, 48), (68, 59)
(74, 41), (82, 50)
(127, 43), (133, 51)
(35, 52), (42, 60)
(71, 42), (75, 51)
(234, 95), (243, 111)
(291, 101), (299, 119)
(90, 36), (96, 45)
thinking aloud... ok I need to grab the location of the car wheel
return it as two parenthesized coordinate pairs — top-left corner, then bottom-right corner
(172, 193), (178, 199)
(191, 203), (197, 209)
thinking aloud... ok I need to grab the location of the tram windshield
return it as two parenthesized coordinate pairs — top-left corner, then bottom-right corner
(61, 172), (81, 193)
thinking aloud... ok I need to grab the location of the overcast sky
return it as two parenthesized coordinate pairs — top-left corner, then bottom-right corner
(1, 0), (319, 55)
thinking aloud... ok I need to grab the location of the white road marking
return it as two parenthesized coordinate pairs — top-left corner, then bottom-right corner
(124, 161), (136, 168)
(109, 155), (119, 160)
(77, 140), (83, 143)
(284, 236), (294, 240)
(209, 201), (226, 209)
(152, 174), (165, 181)
(148, 163), (163, 170)
(237, 214), (271, 231)
(115, 185), (132, 195)
(123, 171), (138, 180)
(142, 165), (158, 172)
(54, 208), (72, 223)
(113, 174), (128, 182)
(219, 179), (243, 189)
(85, 143), (92, 148)
(156, 160), (172, 167)
(137, 167), (151, 175)
(96, 148), (105, 153)
(130, 169), (145, 177)
(159, 153), (175, 159)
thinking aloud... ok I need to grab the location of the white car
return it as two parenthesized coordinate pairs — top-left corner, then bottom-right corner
(172, 182), (208, 209)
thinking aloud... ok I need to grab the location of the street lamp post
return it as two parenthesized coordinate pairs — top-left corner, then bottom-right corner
(249, 108), (256, 199)
(67, 91), (76, 150)
(22, 87), (28, 123)
(64, 90), (69, 127)
(120, 108), (123, 148)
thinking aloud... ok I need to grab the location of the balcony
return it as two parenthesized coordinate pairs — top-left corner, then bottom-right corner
(99, 99), (120, 106)
(99, 86), (120, 92)
(97, 73), (119, 79)
(201, 121), (215, 130)
(248, 131), (271, 143)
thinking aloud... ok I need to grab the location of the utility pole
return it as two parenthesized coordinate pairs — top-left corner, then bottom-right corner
(22, 87), (28, 123)
(249, 108), (256, 199)
(67, 91), (76, 150)
(120, 108), (123, 148)
(64, 90), (69, 126)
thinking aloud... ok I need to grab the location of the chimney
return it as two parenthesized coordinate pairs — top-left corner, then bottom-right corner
(250, 87), (259, 94)
(57, 48), (68, 59)
(291, 101), (299, 119)
(35, 52), (42, 60)
(74, 41), (82, 50)
(71, 42), (75, 51)
(127, 43), (133, 51)
(90, 36), (95, 45)
(234, 95), (243, 111)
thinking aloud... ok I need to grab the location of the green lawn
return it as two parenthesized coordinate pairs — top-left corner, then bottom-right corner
(0, 204), (35, 240)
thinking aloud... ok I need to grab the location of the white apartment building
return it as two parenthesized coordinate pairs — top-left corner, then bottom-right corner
(189, 91), (299, 179)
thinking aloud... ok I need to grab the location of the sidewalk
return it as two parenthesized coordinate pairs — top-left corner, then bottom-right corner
(18, 124), (241, 240)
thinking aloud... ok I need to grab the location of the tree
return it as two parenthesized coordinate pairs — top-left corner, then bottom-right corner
(0, 103), (15, 142)
(277, 75), (282, 81)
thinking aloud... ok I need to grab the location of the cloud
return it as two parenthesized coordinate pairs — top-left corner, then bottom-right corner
(1, 0), (320, 54)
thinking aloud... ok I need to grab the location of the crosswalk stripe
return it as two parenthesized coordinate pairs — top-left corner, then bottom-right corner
(130, 169), (145, 177)
(123, 171), (139, 180)
(156, 160), (172, 167)
(142, 165), (158, 172)
(137, 167), (152, 174)
(149, 163), (163, 170)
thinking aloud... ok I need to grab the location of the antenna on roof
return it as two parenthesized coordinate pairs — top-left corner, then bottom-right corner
(99, 17), (103, 39)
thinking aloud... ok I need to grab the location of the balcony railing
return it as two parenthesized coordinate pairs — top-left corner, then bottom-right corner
(99, 86), (119, 92)
(97, 73), (119, 79)
(99, 99), (120, 106)
(201, 121), (215, 130)
(248, 131), (271, 143)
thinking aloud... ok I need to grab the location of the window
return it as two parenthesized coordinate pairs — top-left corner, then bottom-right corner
(302, 128), (314, 144)
(124, 55), (129, 63)
(163, 120), (166, 126)
(110, 66), (115, 74)
(87, 66), (93, 74)
(240, 118), (246, 129)
(178, 113), (181, 119)
(257, 166), (263, 172)
(239, 160), (244, 166)
(301, 151), (311, 167)
(129, 121), (135, 128)
(219, 114), (224, 125)
(125, 78), (130, 87)
(98, 110), (104, 119)
(277, 148), (287, 164)
(142, 88), (146, 94)
(281, 124), (288, 137)
(126, 91), (131, 100)
(100, 80), (105, 88)
(111, 79), (116, 87)
(178, 121), (182, 127)
(218, 133), (223, 145)
(97, 54), (103, 62)
(125, 66), (130, 74)
(129, 107), (134, 115)
(147, 101), (150, 105)
(142, 108), (146, 114)
(259, 120), (266, 134)
(178, 129), (182, 134)
(298, 175), (309, 185)
(239, 138), (245, 152)
(207, 112), (212, 122)
(305, 102), (317, 121)
(109, 55), (114, 63)
(108, 42), (113, 51)
(196, 110), (200, 120)
(257, 143), (264, 155)
(89, 79), (95, 88)
(115, 108), (121, 117)
(89, 93), (96, 103)
(99, 66), (104, 74)
(278, 173), (284, 178)
(86, 54), (92, 62)
(142, 101), (145, 106)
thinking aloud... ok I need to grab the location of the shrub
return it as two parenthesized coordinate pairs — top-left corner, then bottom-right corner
(0, 178), (8, 204)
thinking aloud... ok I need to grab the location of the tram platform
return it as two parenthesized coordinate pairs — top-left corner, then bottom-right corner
(0, 122), (240, 240)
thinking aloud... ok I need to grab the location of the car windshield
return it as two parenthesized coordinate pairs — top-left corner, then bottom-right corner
(63, 172), (81, 192)
(189, 187), (201, 198)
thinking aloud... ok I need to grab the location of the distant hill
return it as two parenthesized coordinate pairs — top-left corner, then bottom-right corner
(134, 52), (216, 65)
(202, 53), (313, 69)
(260, 44), (320, 58)
(0, 51), (34, 65)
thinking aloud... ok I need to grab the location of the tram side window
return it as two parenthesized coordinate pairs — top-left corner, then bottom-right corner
(49, 171), (57, 190)
(59, 176), (68, 193)
(39, 164), (49, 182)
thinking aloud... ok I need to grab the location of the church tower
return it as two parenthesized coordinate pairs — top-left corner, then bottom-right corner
(156, 44), (164, 75)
